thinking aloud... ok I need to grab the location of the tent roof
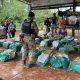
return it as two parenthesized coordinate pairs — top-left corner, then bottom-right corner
(19, 0), (80, 10)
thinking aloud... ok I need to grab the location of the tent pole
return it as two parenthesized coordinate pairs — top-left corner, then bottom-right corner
(72, 0), (76, 37)
(28, 3), (31, 12)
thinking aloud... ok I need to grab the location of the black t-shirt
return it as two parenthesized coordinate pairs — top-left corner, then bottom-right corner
(52, 16), (57, 25)
(44, 18), (51, 27)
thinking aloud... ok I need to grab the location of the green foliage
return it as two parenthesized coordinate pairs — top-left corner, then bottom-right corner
(0, 0), (54, 29)
(0, 0), (28, 20)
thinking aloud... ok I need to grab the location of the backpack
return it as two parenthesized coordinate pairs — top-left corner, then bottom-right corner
(22, 21), (31, 34)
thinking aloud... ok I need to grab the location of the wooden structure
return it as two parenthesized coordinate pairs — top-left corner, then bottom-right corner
(19, 0), (80, 37)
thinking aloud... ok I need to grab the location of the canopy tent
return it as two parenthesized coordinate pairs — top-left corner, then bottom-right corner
(18, 0), (80, 37)
(18, 0), (80, 10)
(29, 0), (80, 10)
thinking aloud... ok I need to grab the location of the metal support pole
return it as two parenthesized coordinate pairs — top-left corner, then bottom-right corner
(72, 0), (76, 37)
(28, 3), (31, 12)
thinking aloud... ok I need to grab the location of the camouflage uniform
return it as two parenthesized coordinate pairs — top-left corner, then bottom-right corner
(20, 21), (38, 65)
(28, 38), (36, 64)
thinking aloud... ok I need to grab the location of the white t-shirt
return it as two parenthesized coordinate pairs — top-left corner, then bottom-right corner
(68, 16), (77, 25)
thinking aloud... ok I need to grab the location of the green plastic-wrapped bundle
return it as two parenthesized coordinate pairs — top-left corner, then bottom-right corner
(40, 39), (54, 47)
(50, 56), (70, 69)
(0, 49), (15, 62)
(35, 49), (42, 58)
(60, 36), (74, 45)
(3, 42), (11, 49)
(59, 47), (69, 54)
(68, 61), (80, 73)
(0, 40), (5, 47)
(9, 41), (22, 52)
(36, 53), (50, 67)
(60, 57), (70, 70)
(13, 42), (22, 52)
(50, 36), (64, 41)
(50, 56), (62, 68)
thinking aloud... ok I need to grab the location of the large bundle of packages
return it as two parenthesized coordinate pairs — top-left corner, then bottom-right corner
(60, 36), (74, 45)
(0, 39), (6, 47)
(9, 41), (22, 52)
(40, 39), (53, 47)
(59, 44), (75, 53)
(59, 47), (69, 54)
(13, 42), (22, 52)
(3, 41), (11, 49)
(36, 53), (50, 67)
(40, 36), (64, 47)
(0, 49), (16, 62)
(52, 40), (60, 49)
(35, 49), (42, 58)
(68, 57), (80, 73)
(50, 54), (70, 70)
(49, 35), (64, 40)
(74, 45), (80, 52)
(59, 38), (80, 53)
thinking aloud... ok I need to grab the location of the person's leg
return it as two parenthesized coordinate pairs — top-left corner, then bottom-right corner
(11, 30), (15, 38)
(55, 25), (57, 34)
(27, 55), (36, 68)
(8, 31), (11, 38)
(59, 28), (61, 35)
(22, 43), (28, 65)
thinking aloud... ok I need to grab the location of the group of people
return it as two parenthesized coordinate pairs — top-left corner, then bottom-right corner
(0, 19), (16, 38)
(44, 12), (80, 37)
(44, 13), (67, 37)
(0, 11), (79, 68)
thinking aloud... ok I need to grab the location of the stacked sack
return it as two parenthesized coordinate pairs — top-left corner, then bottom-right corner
(49, 53), (70, 70)
(36, 49), (53, 67)
(68, 57), (80, 73)
(0, 49), (16, 62)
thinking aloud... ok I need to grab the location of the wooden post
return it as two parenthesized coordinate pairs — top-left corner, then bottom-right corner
(72, 0), (76, 37)
(28, 3), (31, 12)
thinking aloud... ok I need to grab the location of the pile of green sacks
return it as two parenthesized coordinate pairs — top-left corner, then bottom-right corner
(68, 61), (80, 73)
(3, 41), (11, 49)
(39, 36), (64, 47)
(59, 39), (80, 53)
(0, 49), (16, 62)
(0, 39), (6, 47)
(9, 41), (22, 52)
(49, 54), (70, 70)
(36, 51), (70, 70)
(36, 53), (51, 67)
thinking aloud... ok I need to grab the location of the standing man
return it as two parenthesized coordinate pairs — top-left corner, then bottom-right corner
(8, 20), (16, 38)
(58, 17), (66, 36)
(44, 17), (51, 34)
(51, 13), (58, 34)
(20, 12), (39, 67)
